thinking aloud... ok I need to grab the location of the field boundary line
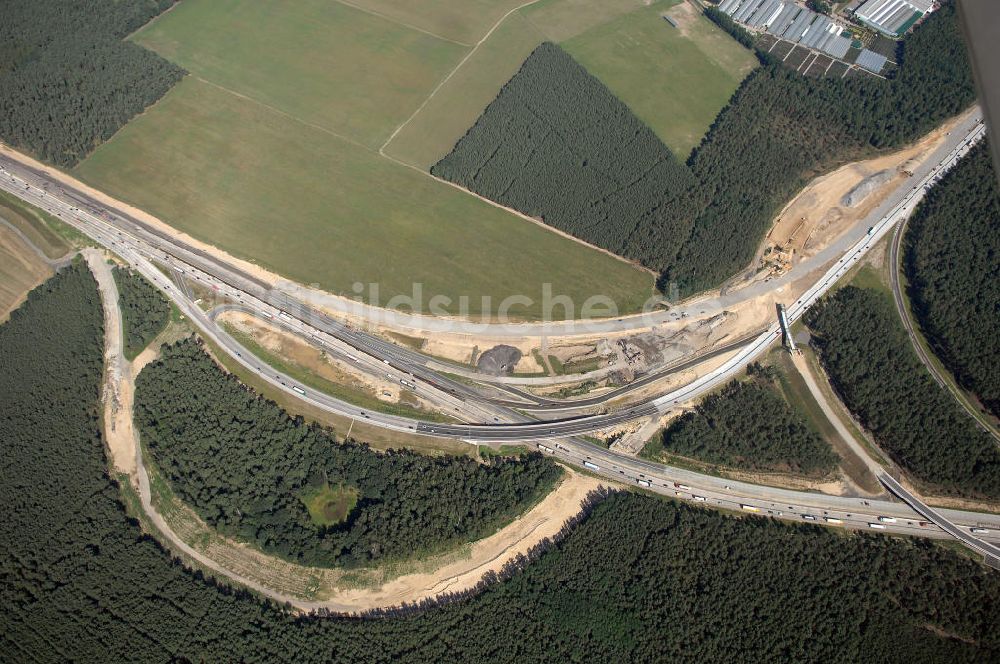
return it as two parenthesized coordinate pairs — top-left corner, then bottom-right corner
(380, 147), (658, 276)
(331, 0), (473, 47)
(379, 0), (546, 156)
(194, 77), (376, 154)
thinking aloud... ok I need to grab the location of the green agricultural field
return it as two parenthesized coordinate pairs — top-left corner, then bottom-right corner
(386, 0), (663, 169)
(388, 0), (757, 168)
(132, 0), (464, 148)
(522, 0), (659, 43)
(75, 0), (653, 319)
(76, 77), (651, 319)
(338, 0), (533, 46)
(562, 0), (758, 157)
(384, 11), (548, 169)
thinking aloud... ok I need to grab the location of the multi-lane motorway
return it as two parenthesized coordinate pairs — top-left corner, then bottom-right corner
(1, 111), (998, 562)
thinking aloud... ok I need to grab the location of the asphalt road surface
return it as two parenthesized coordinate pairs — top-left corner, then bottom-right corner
(1, 113), (998, 559)
(0, 115), (985, 442)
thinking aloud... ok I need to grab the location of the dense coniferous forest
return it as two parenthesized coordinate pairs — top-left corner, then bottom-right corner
(2, 262), (999, 664)
(134, 339), (561, 568)
(675, 2), (974, 291)
(654, 368), (838, 475)
(435, 3), (974, 297)
(112, 266), (170, 359)
(3, 266), (1000, 662)
(806, 286), (1000, 498)
(431, 42), (697, 265)
(0, 0), (184, 167)
(904, 141), (1000, 419)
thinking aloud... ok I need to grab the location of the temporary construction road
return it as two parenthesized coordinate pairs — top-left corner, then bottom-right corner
(0, 112), (997, 564)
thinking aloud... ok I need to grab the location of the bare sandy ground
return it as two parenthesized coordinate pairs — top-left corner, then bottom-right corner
(86, 275), (603, 611)
(764, 111), (969, 267)
(146, 459), (603, 613)
(83, 249), (138, 476)
(310, 470), (604, 610)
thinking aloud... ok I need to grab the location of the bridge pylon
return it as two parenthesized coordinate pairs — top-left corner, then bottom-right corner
(776, 303), (798, 353)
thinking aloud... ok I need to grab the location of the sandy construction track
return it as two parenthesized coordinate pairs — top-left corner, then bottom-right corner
(86, 255), (601, 612)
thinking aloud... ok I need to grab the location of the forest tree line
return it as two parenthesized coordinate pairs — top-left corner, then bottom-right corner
(649, 364), (838, 476)
(2, 263), (998, 662)
(0, 0), (184, 167)
(112, 265), (171, 360)
(134, 339), (561, 569)
(435, 3), (974, 298)
(805, 285), (1000, 499)
(904, 141), (1000, 419)
(431, 42), (697, 267)
(675, 1), (973, 291)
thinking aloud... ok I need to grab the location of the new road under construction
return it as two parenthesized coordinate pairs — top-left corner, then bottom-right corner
(1, 109), (997, 567)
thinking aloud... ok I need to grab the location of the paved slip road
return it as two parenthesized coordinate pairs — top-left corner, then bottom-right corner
(2, 112), (1000, 560)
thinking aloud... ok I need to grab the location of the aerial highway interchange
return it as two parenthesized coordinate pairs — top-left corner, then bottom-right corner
(1, 109), (998, 565)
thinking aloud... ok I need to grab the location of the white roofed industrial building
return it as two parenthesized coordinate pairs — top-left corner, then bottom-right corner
(718, 0), (852, 61)
(854, 0), (933, 37)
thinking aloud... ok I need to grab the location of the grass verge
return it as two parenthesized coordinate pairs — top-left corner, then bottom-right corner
(0, 188), (89, 256)
(198, 331), (474, 457)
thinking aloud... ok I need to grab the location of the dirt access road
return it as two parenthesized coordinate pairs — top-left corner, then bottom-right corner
(86, 254), (604, 612)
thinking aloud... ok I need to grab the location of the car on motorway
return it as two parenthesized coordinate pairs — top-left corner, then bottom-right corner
(869, 523), (887, 530)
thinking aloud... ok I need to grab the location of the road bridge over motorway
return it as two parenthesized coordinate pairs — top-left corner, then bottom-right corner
(879, 473), (1000, 569)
